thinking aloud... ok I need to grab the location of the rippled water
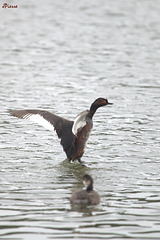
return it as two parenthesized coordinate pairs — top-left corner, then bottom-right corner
(0, 0), (160, 239)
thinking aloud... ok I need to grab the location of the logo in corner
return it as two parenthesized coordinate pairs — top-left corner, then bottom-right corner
(2, 3), (18, 8)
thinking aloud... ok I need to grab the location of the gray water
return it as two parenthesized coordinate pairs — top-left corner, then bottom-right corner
(0, 0), (160, 239)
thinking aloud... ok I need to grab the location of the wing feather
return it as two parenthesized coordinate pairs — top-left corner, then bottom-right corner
(10, 109), (76, 159)
(72, 110), (89, 136)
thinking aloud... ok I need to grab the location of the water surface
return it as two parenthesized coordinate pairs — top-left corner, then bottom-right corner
(0, 0), (160, 239)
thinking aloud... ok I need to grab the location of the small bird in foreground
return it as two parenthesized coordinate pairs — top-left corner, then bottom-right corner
(70, 174), (100, 205)
(11, 97), (113, 164)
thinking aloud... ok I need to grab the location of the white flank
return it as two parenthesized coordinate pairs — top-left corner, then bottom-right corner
(72, 110), (89, 136)
(23, 114), (54, 131)
(83, 180), (88, 188)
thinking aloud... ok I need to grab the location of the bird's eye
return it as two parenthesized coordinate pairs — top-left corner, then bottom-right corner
(102, 99), (107, 104)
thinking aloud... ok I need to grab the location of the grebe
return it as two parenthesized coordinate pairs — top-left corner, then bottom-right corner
(11, 97), (113, 164)
(70, 174), (100, 205)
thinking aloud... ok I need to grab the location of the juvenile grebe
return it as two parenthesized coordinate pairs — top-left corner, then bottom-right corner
(11, 98), (113, 164)
(70, 174), (100, 205)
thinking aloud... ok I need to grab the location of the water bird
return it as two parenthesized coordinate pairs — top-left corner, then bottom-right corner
(70, 174), (100, 205)
(11, 97), (113, 164)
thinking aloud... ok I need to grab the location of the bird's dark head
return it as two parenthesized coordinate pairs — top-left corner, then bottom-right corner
(83, 174), (93, 192)
(90, 97), (113, 112)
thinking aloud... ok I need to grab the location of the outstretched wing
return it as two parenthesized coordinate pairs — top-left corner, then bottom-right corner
(10, 109), (76, 159)
(72, 110), (89, 136)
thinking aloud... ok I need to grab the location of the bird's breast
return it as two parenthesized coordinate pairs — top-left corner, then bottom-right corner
(72, 122), (93, 160)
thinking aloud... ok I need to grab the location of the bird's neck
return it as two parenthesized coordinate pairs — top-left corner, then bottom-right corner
(87, 105), (98, 119)
(86, 184), (93, 192)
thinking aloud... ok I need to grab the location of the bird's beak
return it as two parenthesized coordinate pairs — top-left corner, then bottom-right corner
(108, 102), (113, 105)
